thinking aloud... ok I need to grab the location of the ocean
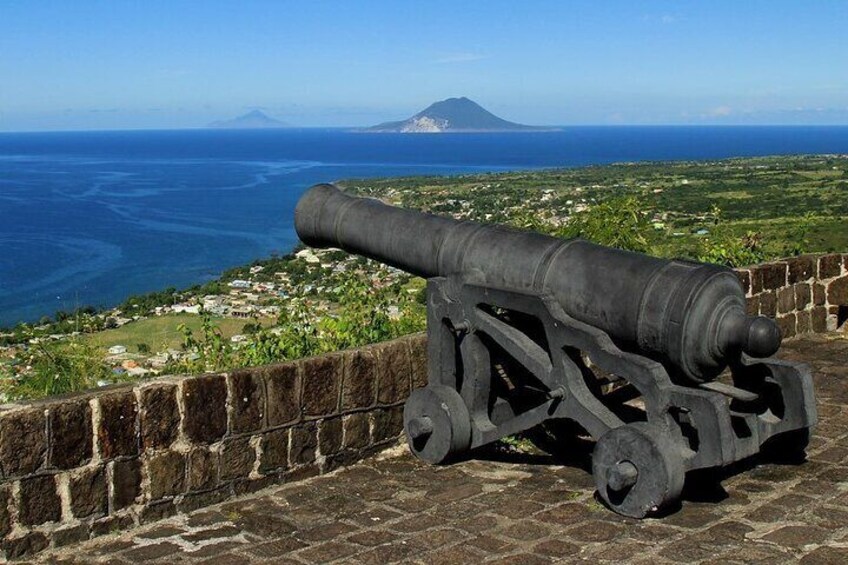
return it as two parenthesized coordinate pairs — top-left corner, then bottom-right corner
(2, 126), (848, 327)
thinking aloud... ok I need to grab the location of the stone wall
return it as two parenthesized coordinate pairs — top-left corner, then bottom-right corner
(0, 253), (845, 560)
(735, 253), (848, 337)
(0, 335), (427, 560)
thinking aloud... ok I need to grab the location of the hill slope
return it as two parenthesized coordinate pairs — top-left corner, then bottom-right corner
(368, 97), (552, 132)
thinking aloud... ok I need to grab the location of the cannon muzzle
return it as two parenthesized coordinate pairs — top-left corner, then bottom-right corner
(295, 183), (779, 383)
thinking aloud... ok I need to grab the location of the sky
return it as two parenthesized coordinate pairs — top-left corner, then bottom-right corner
(1, 0), (847, 131)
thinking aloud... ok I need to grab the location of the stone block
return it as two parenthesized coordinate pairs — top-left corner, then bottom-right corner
(49, 399), (92, 469)
(408, 335), (429, 390)
(264, 362), (301, 426)
(2, 531), (49, 560)
(0, 407), (46, 476)
(735, 269), (751, 295)
(182, 374), (227, 443)
(147, 451), (186, 500)
(372, 406), (404, 443)
(759, 291), (777, 318)
(188, 447), (219, 491)
(828, 276), (848, 306)
(377, 340), (411, 405)
(219, 437), (255, 481)
(259, 428), (289, 473)
(138, 501), (176, 525)
(319, 417), (343, 456)
(813, 283), (826, 306)
(341, 348), (377, 411)
(90, 513), (135, 535)
(301, 354), (342, 417)
(111, 457), (142, 510)
(343, 413), (371, 450)
(70, 465), (107, 519)
(787, 255), (815, 284)
(819, 254), (843, 278)
(777, 287), (796, 314)
(811, 307), (828, 333)
(795, 283), (811, 310)
(0, 485), (11, 538)
(19, 474), (60, 526)
(139, 384), (179, 451)
(97, 390), (139, 459)
(796, 310), (812, 334)
(745, 295), (759, 316)
(290, 422), (317, 466)
(777, 314), (796, 340)
(759, 262), (787, 291)
(749, 267), (763, 294)
(52, 523), (90, 547)
(229, 369), (264, 433)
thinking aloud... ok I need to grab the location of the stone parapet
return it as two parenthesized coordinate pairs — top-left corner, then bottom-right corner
(734, 253), (848, 338)
(0, 335), (424, 560)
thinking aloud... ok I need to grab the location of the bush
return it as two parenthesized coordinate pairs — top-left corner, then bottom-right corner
(2, 339), (117, 401)
(557, 196), (653, 253)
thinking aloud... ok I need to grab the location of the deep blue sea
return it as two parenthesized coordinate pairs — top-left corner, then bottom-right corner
(2, 126), (848, 327)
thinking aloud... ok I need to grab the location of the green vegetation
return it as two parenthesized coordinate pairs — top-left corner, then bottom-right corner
(1, 339), (124, 400)
(2, 155), (846, 400)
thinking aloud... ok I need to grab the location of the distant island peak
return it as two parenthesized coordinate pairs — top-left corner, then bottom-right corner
(367, 97), (555, 133)
(208, 110), (289, 129)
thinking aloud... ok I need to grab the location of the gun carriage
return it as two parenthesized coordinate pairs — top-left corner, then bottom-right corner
(295, 183), (816, 518)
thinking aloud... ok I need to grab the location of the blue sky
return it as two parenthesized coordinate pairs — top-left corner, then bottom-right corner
(1, 1), (847, 130)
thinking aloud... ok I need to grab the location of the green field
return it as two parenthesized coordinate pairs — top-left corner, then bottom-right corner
(82, 314), (271, 355)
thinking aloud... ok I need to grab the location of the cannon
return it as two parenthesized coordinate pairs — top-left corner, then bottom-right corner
(295, 183), (817, 518)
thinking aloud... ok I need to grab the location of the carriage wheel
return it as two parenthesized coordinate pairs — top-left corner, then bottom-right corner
(403, 385), (471, 464)
(592, 422), (685, 518)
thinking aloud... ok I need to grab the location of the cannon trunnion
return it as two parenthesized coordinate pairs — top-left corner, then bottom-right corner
(296, 184), (817, 518)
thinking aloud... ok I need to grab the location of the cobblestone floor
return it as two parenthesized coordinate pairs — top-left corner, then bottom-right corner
(31, 333), (848, 564)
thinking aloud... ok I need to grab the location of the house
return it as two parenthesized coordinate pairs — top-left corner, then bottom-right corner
(229, 279), (251, 289)
(108, 345), (127, 355)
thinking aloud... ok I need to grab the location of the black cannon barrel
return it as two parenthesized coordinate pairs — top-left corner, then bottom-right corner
(295, 183), (780, 383)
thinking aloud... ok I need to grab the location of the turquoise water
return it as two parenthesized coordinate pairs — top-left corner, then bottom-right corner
(2, 126), (848, 326)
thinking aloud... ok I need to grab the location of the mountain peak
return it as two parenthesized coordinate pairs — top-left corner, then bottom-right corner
(368, 97), (551, 133)
(208, 110), (289, 129)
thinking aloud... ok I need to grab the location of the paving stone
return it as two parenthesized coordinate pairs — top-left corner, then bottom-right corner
(347, 529), (399, 546)
(761, 525), (830, 548)
(532, 538), (580, 558)
(295, 540), (359, 562)
(800, 546), (848, 564)
(245, 537), (308, 558)
(121, 541), (181, 561)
